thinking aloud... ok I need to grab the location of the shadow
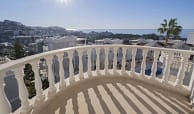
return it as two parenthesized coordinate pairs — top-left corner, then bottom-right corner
(35, 76), (192, 114)
(59, 100), (67, 114)
(146, 87), (193, 114)
(102, 84), (128, 114)
(120, 83), (158, 114)
(92, 86), (111, 114)
(112, 83), (143, 114)
(82, 90), (96, 114)
(130, 84), (175, 114)
(72, 94), (79, 114)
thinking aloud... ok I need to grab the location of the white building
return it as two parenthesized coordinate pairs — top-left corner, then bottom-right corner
(43, 36), (77, 51)
(187, 32), (194, 45)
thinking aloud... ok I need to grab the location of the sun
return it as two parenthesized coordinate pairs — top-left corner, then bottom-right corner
(56, 0), (71, 5)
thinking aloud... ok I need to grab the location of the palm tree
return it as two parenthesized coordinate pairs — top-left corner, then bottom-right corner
(158, 18), (182, 46)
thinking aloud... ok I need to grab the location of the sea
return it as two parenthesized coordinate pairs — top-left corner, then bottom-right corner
(80, 29), (194, 38)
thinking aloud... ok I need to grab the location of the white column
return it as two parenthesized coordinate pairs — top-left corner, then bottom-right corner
(96, 47), (100, 74)
(14, 67), (32, 114)
(0, 71), (11, 114)
(46, 56), (56, 97)
(58, 53), (66, 89)
(78, 49), (84, 79)
(121, 48), (127, 74)
(87, 48), (92, 76)
(175, 53), (189, 87)
(105, 47), (109, 74)
(113, 47), (118, 73)
(150, 50), (160, 79)
(131, 48), (137, 75)
(140, 49), (148, 77)
(68, 50), (75, 83)
(162, 52), (173, 83)
(31, 60), (45, 105)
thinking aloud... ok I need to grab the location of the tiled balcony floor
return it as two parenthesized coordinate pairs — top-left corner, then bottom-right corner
(34, 76), (193, 114)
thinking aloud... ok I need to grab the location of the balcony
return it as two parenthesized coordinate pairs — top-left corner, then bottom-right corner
(1, 45), (194, 114)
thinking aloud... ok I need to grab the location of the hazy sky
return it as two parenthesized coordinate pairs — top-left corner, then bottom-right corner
(0, 0), (194, 29)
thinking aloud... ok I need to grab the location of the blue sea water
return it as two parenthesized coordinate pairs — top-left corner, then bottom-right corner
(80, 29), (194, 38)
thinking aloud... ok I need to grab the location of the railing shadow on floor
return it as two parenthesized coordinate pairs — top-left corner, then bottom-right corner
(33, 76), (193, 114)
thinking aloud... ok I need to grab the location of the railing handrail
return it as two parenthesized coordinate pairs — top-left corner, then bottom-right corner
(0, 44), (194, 76)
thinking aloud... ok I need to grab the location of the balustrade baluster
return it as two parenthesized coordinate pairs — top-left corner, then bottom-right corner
(58, 53), (66, 89)
(162, 52), (173, 83)
(113, 47), (118, 73)
(96, 47), (100, 74)
(140, 49), (148, 77)
(0, 71), (11, 114)
(14, 67), (32, 114)
(87, 48), (92, 76)
(68, 50), (75, 83)
(121, 47), (127, 74)
(150, 50), (160, 79)
(105, 47), (109, 74)
(175, 53), (189, 87)
(31, 60), (45, 105)
(46, 56), (56, 96)
(78, 49), (84, 79)
(131, 48), (137, 75)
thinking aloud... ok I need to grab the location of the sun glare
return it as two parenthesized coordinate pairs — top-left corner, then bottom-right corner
(56, 0), (71, 5)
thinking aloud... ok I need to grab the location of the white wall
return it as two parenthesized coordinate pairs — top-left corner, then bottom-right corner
(187, 32), (194, 45)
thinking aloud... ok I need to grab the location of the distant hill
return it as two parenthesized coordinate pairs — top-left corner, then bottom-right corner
(0, 20), (68, 42)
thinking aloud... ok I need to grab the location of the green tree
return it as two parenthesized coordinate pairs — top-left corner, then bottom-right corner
(158, 18), (182, 45)
(13, 39), (25, 59)
(23, 63), (36, 98)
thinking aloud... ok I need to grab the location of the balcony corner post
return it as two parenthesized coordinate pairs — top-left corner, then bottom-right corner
(0, 71), (11, 114)
(14, 66), (32, 114)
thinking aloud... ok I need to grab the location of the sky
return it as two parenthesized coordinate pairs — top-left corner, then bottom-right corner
(0, 0), (194, 29)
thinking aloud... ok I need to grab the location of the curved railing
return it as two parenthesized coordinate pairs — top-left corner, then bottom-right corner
(1, 45), (194, 114)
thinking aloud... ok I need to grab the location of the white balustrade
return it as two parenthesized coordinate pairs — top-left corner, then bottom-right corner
(31, 60), (45, 105)
(14, 67), (32, 114)
(46, 56), (56, 96)
(175, 53), (190, 87)
(150, 50), (160, 79)
(58, 53), (66, 89)
(1, 45), (194, 113)
(113, 47), (118, 73)
(68, 50), (75, 83)
(140, 49), (148, 77)
(121, 48), (127, 74)
(162, 52), (173, 83)
(78, 49), (84, 79)
(0, 71), (11, 114)
(87, 48), (92, 76)
(131, 48), (137, 75)
(96, 47), (100, 74)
